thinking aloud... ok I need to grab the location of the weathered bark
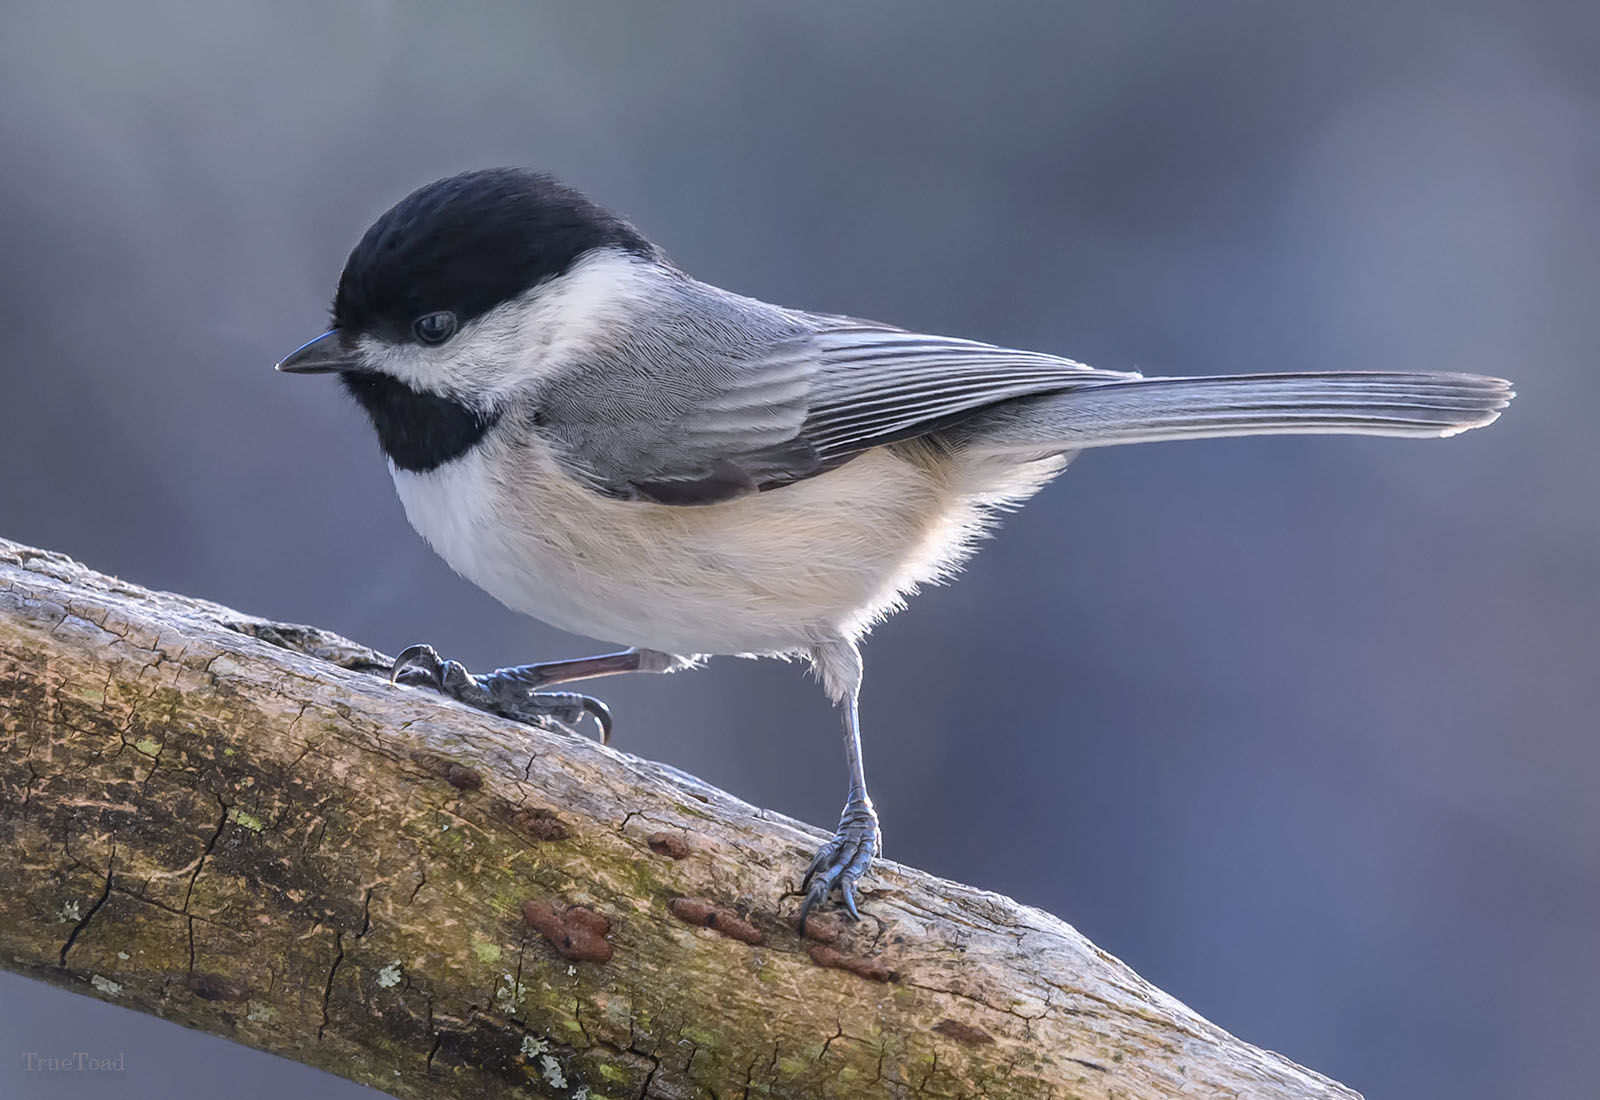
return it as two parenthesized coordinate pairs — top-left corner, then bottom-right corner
(0, 537), (1359, 1100)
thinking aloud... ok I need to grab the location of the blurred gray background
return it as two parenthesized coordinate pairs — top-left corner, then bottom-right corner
(2, 2), (1596, 1097)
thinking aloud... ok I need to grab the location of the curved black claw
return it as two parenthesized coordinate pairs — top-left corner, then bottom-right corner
(529, 692), (614, 745)
(388, 643), (613, 744)
(390, 643), (448, 688)
(799, 801), (880, 931)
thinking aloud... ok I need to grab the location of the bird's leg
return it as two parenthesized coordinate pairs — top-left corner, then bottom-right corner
(389, 644), (696, 745)
(800, 639), (881, 930)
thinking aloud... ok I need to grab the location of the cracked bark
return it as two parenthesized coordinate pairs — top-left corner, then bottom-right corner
(0, 537), (1361, 1100)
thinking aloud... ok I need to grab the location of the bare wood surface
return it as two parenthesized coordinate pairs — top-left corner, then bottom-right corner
(0, 537), (1360, 1099)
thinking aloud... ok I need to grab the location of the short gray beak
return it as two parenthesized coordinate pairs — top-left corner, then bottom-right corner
(276, 329), (354, 374)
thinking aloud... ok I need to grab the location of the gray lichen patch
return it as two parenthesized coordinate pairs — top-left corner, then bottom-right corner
(226, 806), (265, 832)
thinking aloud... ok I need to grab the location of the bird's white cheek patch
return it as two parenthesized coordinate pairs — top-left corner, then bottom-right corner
(351, 248), (661, 402)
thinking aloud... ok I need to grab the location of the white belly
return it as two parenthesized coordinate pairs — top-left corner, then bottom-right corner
(390, 438), (1055, 655)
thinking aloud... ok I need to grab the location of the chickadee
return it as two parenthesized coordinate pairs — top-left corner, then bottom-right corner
(278, 168), (1512, 926)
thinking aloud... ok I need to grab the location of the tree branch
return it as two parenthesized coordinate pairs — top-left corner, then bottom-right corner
(0, 537), (1359, 1099)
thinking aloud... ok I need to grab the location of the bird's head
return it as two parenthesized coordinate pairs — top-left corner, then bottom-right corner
(276, 168), (658, 470)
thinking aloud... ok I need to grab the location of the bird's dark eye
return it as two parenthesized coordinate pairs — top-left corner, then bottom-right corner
(412, 310), (457, 345)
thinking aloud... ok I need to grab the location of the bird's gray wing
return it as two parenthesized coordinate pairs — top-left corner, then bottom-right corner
(535, 309), (1135, 505)
(797, 325), (1136, 462)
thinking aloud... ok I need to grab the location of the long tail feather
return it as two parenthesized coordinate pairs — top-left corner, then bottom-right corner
(964, 371), (1514, 451)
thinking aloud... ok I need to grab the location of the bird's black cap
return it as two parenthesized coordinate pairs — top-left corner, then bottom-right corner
(331, 168), (659, 342)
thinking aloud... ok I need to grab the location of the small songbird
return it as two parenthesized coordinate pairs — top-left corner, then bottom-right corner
(277, 168), (1512, 926)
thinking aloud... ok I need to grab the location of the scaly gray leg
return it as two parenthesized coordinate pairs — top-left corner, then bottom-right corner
(799, 638), (881, 930)
(389, 644), (694, 744)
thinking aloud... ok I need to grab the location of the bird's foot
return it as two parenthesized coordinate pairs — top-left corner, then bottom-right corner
(799, 799), (880, 930)
(389, 643), (613, 743)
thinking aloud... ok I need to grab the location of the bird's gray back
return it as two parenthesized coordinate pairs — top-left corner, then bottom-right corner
(523, 261), (1130, 505)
